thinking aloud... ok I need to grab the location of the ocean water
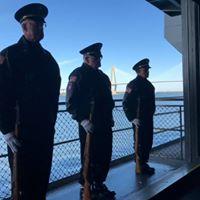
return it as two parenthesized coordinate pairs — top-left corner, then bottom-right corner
(0, 91), (184, 198)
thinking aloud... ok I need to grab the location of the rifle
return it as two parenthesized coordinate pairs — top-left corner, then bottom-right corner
(83, 101), (95, 200)
(5, 53), (22, 199)
(12, 103), (21, 200)
(135, 97), (142, 174)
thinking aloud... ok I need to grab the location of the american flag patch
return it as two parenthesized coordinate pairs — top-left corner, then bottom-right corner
(125, 87), (132, 93)
(67, 83), (72, 90)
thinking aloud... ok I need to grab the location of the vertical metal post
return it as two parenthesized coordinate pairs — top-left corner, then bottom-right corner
(179, 106), (183, 160)
(181, 0), (200, 162)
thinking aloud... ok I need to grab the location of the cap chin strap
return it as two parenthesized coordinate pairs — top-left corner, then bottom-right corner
(138, 64), (149, 68)
(20, 15), (45, 23)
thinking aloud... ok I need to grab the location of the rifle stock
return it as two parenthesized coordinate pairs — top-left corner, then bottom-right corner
(135, 127), (141, 173)
(83, 101), (95, 200)
(12, 103), (21, 200)
(135, 97), (141, 174)
(83, 134), (92, 200)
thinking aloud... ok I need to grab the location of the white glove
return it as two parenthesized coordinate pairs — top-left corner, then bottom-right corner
(132, 118), (140, 128)
(81, 119), (94, 134)
(3, 132), (21, 153)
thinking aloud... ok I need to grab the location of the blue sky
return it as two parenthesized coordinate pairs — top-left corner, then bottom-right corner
(0, 0), (182, 91)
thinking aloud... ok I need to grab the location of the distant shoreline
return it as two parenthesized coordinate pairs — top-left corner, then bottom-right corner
(60, 91), (183, 97)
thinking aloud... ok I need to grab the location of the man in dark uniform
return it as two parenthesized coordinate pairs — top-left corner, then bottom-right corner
(0, 3), (61, 200)
(123, 58), (155, 175)
(66, 43), (116, 199)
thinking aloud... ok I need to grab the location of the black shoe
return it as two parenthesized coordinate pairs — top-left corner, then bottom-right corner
(141, 163), (155, 175)
(91, 183), (116, 200)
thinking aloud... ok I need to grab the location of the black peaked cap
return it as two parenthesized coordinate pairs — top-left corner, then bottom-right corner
(79, 43), (103, 57)
(15, 3), (48, 23)
(132, 58), (150, 71)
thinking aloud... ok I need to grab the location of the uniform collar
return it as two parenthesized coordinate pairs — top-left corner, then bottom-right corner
(17, 36), (43, 50)
(82, 63), (98, 71)
(136, 75), (147, 81)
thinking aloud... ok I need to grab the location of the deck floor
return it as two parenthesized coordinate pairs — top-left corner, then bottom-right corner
(47, 158), (183, 200)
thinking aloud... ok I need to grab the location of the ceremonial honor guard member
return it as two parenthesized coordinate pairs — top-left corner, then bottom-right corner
(0, 3), (61, 200)
(123, 58), (155, 175)
(66, 43), (116, 199)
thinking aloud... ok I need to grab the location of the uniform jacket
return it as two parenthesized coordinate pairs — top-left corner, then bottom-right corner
(123, 75), (155, 122)
(0, 36), (61, 134)
(66, 63), (114, 128)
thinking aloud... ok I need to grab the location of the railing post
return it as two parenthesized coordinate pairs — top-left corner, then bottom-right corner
(179, 105), (183, 160)
(182, 0), (200, 162)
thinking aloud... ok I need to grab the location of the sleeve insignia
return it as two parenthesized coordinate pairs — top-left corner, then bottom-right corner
(0, 55), (5, 65)
(69, 76), (77, 82)
(125, 86), (132, 94)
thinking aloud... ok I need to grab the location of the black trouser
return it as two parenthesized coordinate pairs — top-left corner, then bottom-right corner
(133, 117), (153, 164)
(8, 125), (54, 200)
(78, 125), (113, 185)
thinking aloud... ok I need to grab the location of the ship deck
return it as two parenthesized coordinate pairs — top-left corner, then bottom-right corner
(47, 157), (188, 200)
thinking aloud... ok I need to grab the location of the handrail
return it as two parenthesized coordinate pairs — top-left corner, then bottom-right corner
(0, 97), (185, 199)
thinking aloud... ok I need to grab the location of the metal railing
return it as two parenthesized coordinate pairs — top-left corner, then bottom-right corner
(0, 98), (184, 199)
